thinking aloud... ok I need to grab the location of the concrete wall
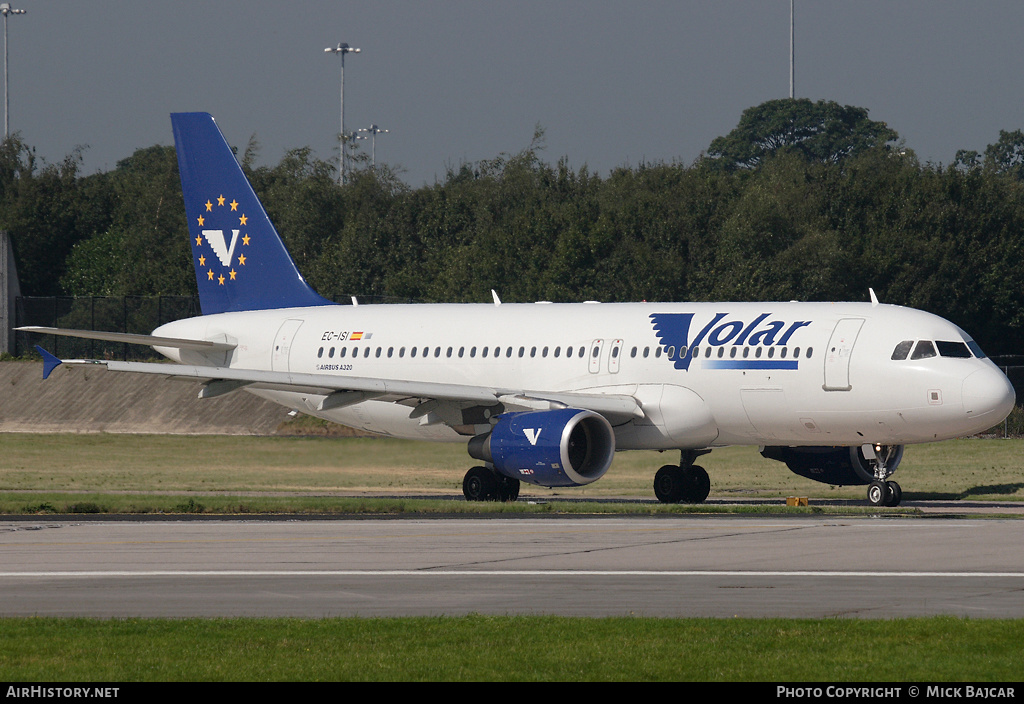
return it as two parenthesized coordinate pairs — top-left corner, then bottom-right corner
(0, 361), (293, 435)
(1, 231), (20, 356)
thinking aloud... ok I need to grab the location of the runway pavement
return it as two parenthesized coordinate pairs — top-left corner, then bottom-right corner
(1, 515), (1023, 619)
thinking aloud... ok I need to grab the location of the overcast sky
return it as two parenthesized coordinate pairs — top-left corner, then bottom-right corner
(7, 1), (1024, 186)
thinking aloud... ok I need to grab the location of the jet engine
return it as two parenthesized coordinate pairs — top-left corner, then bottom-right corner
(760, 445), (904, 486)
(468, 408), (615, 488)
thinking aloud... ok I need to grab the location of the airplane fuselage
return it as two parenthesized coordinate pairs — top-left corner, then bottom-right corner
(154, 300), (1014, 450)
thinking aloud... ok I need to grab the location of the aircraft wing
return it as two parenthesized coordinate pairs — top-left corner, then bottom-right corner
(39, 353), (644, 424)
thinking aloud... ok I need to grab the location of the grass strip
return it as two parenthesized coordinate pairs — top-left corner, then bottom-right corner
(0, 492), (922, 517)
(0, 616), (1020, 681)
(0, 433), (1019, 505)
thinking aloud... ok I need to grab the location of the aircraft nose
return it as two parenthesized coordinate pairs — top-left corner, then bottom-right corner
(962, 366), (1016, 422)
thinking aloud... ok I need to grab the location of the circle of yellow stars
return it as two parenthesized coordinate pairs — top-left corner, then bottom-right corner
(194, 195), (251, 285)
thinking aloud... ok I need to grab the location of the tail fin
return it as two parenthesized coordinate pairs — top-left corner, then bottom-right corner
(171, 112), (332, 315)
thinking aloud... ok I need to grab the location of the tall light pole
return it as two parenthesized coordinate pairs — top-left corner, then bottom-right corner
(789, 0), (795, 99)
(324, 42), (360, 184)
(357, 124), (388, 168)
(1, 3), (26, 138)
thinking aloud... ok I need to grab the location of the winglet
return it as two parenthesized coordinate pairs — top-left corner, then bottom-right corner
(35, 346), (63, 380)
(869, 288), (879, 307)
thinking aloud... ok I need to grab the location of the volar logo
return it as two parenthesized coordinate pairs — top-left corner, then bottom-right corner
(523, 428), (541, 445)
(204, 229), (240, 267)
(650, 312), (811, 371)
(192, 196), (251, 287)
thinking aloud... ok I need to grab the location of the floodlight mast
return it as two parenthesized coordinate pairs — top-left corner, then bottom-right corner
(789, 0), (795, 99)
(1, 3), (26, 139)
(324, 42), (361, 185)
(357, 124), (388, 167)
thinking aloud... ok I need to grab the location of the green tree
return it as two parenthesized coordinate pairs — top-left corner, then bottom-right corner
(61, 145), (192, 296)
(983, 129), (1024, 179)
(706, 98), (898, 171)
(0, 136), (89, 295)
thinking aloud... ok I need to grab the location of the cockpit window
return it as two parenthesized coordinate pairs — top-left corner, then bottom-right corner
(936, 341), (972, 358)
(910, 340), (937, 360)
(891, 341), (913, 360)
(967, 340), (987, 359)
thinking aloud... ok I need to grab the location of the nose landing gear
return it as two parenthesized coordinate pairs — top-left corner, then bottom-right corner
(864, 444), (903, 507)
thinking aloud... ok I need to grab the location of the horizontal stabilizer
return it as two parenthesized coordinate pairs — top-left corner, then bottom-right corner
(16, 326), (236, 352)
(35, 346), (63, 380)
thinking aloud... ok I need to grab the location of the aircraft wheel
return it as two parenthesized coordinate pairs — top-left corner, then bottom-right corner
(497, 475), (520, 503)
(463, 466), (499, 502)
(654, 465), (686, 503)
(867, 480), (888, 507)
(685, 465), (711, 504)
(886, 481), (902, 507)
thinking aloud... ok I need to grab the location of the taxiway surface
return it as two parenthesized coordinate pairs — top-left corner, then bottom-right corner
(2, 515), (1023, 619)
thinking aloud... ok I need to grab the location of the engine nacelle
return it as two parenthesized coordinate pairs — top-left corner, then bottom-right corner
(468, 408), (615, 488)
(761, 445), (904, 486)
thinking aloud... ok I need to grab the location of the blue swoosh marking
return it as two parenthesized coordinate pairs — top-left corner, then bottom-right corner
(703, 360), (799, 370)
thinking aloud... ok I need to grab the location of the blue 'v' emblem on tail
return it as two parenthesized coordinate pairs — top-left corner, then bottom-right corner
(172, 112), (332, 316)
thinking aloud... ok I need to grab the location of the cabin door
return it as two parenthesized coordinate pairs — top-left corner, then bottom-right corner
(272, 319), (304, 372)
(823, 318), (864, 391)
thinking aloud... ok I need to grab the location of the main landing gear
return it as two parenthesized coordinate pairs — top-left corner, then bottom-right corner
(653, 450), (712, 504)
(864, 444), (902, 507)
(462, 466), (520, 502)
(867, 480), (902, 507)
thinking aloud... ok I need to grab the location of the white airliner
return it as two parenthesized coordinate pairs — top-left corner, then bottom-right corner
(22, 113), (1016, 507)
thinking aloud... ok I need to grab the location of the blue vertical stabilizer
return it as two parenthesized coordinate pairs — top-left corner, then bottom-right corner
(171, 112), (332, 315)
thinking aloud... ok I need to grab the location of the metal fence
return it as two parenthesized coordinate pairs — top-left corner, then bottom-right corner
(14, 295), (201, 360)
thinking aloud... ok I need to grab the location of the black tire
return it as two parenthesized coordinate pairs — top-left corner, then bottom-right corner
(654, 465), (686, 503)
(685, 465), (711, 504)
(497, 475), (521, 503)
(867, 480), (887, 507)
(463, 466), (499, 501)
(886, 480), (902, 507)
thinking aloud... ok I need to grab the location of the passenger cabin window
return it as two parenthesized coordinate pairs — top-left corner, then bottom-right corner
(911, 340), (936, 360)
(936, 341), (972, 358)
